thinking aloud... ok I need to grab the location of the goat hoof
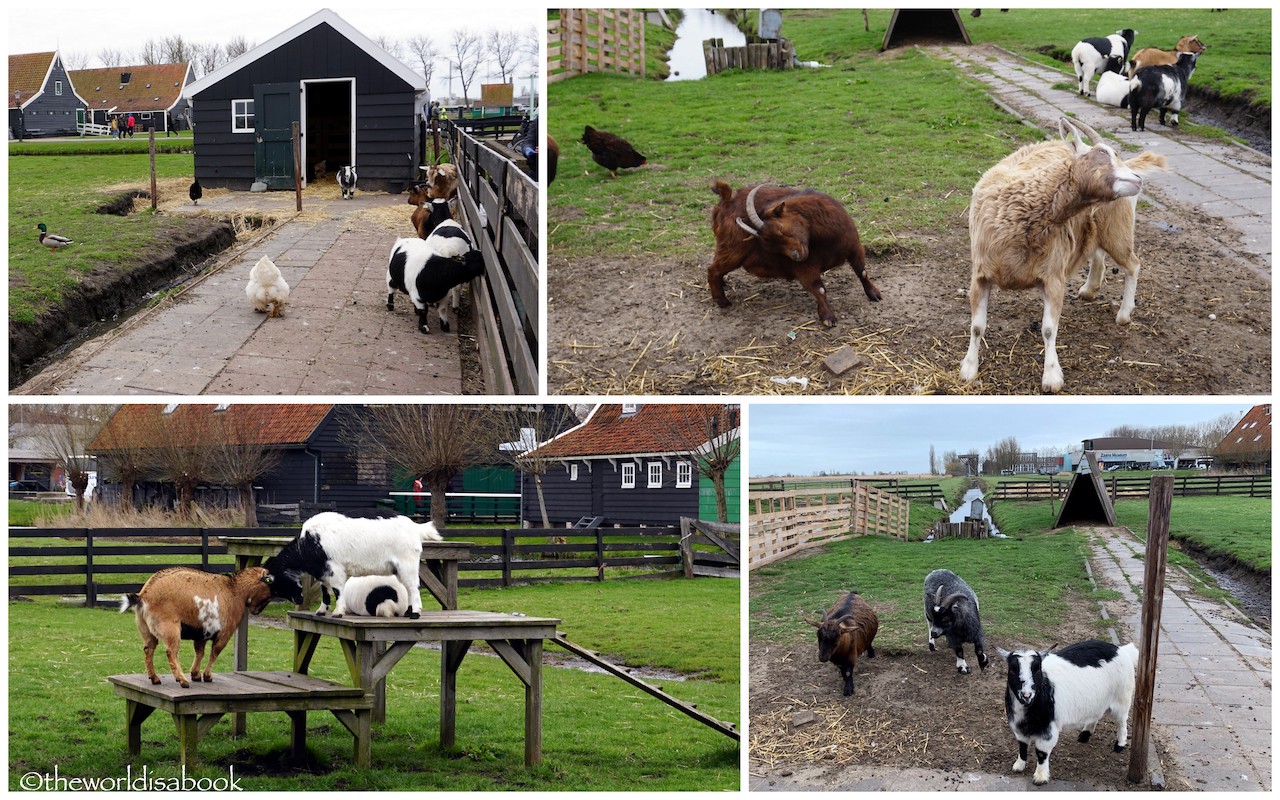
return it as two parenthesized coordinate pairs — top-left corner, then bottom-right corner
(1113, 743), (1127, 753)
(419, 326), (431, 335)
(713, 297), (732, 309)
(1078, 730), (1092, 743)
(927, 643), (936, 652)
(178, 680), (190, 689)
(957, 666), (970, 675)
(149, 676), (161, 685)
(203, 674), (214, 683)
(1033, 776), (1049, 786)
(407, 611), (421, 619)
(441, 321), (450, 333)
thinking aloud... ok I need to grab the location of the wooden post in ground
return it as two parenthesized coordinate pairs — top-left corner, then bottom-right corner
(148, 128), (158, 211)
(292, 122), (302, 211)
(1127, 474), (1172, 784)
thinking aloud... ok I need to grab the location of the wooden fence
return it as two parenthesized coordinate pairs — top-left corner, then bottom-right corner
(751, 477), (945, 504)
(748, 483), (910, 569)
(679, 517), (740, 578)
(441, 117), (538, 394)
(549, 9), (646, 83)
(9, 524), (734, 603)
(704, 37), (796, 76)
(995, 474), (1270, 501)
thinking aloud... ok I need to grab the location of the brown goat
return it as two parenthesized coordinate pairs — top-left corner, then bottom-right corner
(803, 591), (879, 696)
(120, 566), (273, 688)
(422, 161), (459, 200)
(708, 181), (881, 326)
(407, 182), (454, 239)
(961, 117), (1165, 393)
(1127, 35), (1206, 76)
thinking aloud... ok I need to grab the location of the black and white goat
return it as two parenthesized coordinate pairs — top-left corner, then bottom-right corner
(333, 574), (412, 617)
(338, 165), (357, 199)
(1129, 51), (1199, 131)
(1071, 29), (1136, 96)
(998, 640), (1138, 786)
(263, 512), (441, 618)
(923, 569), (989, 674)
(385, 230), (486, 334)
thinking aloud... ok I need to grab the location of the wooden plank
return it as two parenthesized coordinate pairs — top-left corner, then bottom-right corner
(1128, 476), (1172, 784)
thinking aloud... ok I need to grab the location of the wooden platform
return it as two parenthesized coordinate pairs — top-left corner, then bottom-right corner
(289, 610), (560, 766)
(108, 671), (373, 768)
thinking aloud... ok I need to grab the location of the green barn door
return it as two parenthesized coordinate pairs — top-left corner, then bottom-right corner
(254, 82), (299, 189)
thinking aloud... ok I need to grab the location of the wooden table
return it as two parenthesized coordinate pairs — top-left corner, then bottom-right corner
(109, 671), (373, 768)
(219, 536), (472, 734)
(289, 610), (560, 766)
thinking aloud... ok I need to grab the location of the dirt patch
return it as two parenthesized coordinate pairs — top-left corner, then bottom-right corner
(9, 217), (237, 386)
(748, 590), (1159, 790)
(548, 191), (1270, 394)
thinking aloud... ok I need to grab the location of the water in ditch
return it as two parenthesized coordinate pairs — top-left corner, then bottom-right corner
(665, 9), (746, 81)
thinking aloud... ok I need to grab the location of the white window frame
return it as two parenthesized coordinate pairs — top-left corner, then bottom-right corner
(569, 464), (579, 481)
(231, 98), (255, 133)
(54, 80), (63, 96)
(621, 462), (636, 489)
(676, 461), (693, 488)
(647, 462), (662, 489)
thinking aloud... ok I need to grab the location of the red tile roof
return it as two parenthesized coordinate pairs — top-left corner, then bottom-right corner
(529, 404), (739, 459)
(90, 404), (333, 451)
(9, 52), (57, 108)
(69, 62), (191, 114)
(1217, 404), (1271, 457)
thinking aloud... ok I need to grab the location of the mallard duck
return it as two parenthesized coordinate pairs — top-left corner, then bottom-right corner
(36, 223), (73, 251)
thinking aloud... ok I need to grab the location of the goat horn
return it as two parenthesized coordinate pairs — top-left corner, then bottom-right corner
(1069, 118), (1105, 147)
(735, 217), (760, 237)
(939, 592), (968, 608)
(744, 184), (766, 229)
(933, 585), (945, 606)
(800, 610), (823, 628)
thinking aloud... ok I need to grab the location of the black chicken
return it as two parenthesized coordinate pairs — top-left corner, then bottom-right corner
(581, 125), (646, 178)
(189, 178), (203, 205)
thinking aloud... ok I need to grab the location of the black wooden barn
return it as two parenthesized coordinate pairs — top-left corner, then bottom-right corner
(182, 9), (428, 192)
(518, 404), (740, 527)
(88, 404), (398, 515)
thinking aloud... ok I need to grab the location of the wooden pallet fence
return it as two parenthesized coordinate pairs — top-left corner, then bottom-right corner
(704, 36), (795, 76)
(995, 473), (1270, 502)
(748, 483), (909, 569)
(678, 517), (741, 578)
(442, 118), (538, 394)
(550, 9), (646, 83)
(930, 520), (988, 539)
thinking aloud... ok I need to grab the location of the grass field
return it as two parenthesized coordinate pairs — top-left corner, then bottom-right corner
(1112, 495), (1271, 572)
(9, 575), (739, 790)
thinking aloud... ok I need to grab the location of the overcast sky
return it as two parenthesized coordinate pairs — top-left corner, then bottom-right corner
(748, 401), (1255, 476)
(9, 4), (542, 99)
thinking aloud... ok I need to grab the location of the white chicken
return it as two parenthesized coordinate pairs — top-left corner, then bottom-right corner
(245, 255), (290, 318)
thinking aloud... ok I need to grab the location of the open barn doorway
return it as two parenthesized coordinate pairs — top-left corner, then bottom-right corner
(302, 78), (355, 186)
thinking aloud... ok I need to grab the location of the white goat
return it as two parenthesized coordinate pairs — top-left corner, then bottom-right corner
(960, 117), (1166, 393)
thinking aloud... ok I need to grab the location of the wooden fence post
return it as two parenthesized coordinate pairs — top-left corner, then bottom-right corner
(595, 529), (605, 581)
(84, 531), (96, 607)
(679, 518), (694, 579)
(1127, 474), (1172, 784)
(502, 529), (513, 588)
(292, 122), (302, 211)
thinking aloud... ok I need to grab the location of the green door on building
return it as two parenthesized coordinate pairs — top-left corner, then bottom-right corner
(254, 83), (299, 189)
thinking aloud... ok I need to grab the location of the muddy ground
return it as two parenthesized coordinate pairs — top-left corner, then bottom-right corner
(748, 588), (1169, 791)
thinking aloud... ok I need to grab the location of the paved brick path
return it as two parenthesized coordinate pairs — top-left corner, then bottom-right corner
(14, 193), (467, 395)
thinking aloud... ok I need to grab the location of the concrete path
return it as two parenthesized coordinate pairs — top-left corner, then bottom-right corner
(1089, 525), (1271, 792)
(935, 44), (1271, 274)
(14, 192), (468, 396)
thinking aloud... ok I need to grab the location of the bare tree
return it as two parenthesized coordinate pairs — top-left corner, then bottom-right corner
(489, 405), (580, 528)
(160, 35), (199, 65)
(138, 38), (164, 65)
(928, 444), (938, 476)
(371, 33), (404, 61)
(96, 46), (130, 68)
(93, 407), (156, 511)
(659, 405), (741, 523)
(405, 34), (440, 87)
(341, 405), (501, 530)
(61, 51), (91, 71)
(224, 35), (254, 60)
(29, 404), (113, 511)
(984, 436), (1021, 475)
(448, 28), (484, 105)
(485, 27), (523, 83)
(207, 407), (285, 528)
(145, 407), (217, 521)
(519, 24), (541, 70)
(192, 42), (225, 78)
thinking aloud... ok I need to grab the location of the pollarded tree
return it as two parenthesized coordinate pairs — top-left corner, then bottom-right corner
(206, 406), (285, 528)
(29, 404), (113, 511)
(341, 405), (502, 530)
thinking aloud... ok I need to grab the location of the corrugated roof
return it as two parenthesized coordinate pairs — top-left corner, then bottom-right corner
(68, 62), (190, 114)
(9, 52), (57, 108)
(1217, 404), (1271, 456)
(90, 404), (333, 451)
(528, 404), (738, 459)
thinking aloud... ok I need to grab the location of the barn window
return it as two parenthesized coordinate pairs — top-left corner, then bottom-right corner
(232, 99), (255, 133)
(55, 81), (63, 96)
(569, 464), (578, 481)
(621, 463), (636, 489)
(676, 461), (692, 488)
(647, 462), (662, 488)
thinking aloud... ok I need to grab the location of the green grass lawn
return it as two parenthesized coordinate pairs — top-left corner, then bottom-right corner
(9, 576), (739, 790)
(750, 521), (1100, 652)
(1112, 495), (1271, 572)
(9, 146), (200, 325)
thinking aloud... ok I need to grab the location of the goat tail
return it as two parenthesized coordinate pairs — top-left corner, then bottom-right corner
(712, 180), (734, 202)
(119, 593), (141, 613)
(1125, 152), (1167, 174)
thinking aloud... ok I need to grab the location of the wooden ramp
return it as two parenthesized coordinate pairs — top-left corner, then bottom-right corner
(550, 634), (738, 741)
